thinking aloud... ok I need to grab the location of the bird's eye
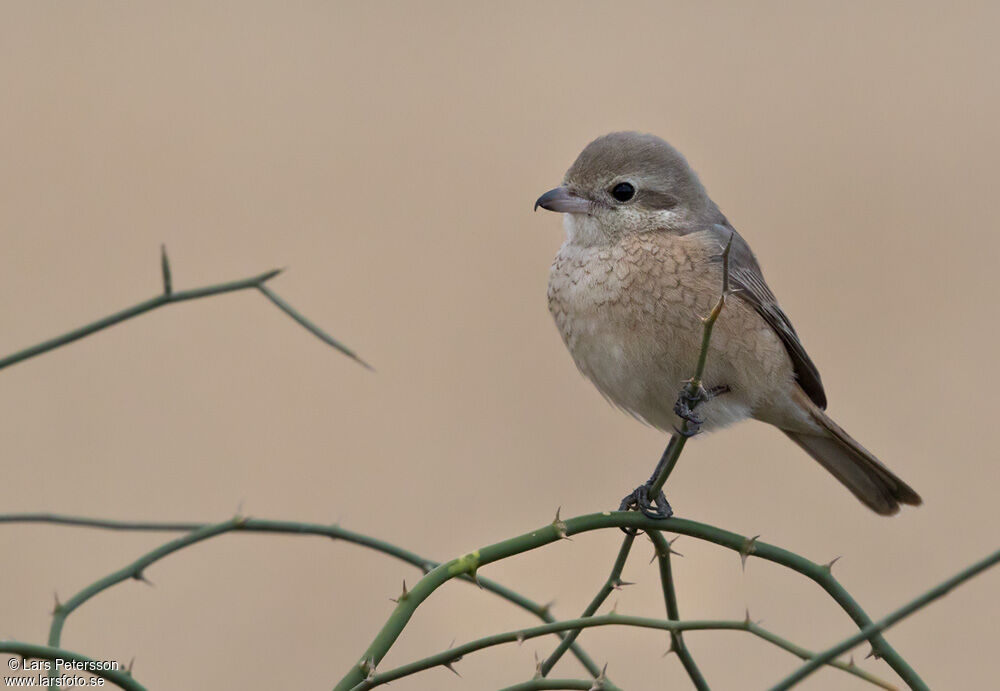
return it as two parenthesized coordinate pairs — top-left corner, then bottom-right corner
(611, 182), (635, 202)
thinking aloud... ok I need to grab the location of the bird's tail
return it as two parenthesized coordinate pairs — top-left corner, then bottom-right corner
(783, 390), (922, 515)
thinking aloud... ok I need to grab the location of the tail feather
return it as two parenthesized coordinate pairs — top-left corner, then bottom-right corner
(784, 392), (922, 516)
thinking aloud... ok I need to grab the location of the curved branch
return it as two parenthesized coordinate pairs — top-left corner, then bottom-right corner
(0, 513), (601, 676)
(48, 518), (245, 647)
(746, 623), (897, 690)
(331, 511), (922, 690)
(770, 547), (1000, 690)
(498, 680), (598, 691)
(0, 248), (368, 372)
(0, 641), (146, 691)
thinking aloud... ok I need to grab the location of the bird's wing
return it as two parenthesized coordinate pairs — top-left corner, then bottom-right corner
(706, 224), (827, 409)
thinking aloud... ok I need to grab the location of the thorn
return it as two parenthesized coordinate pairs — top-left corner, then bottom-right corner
(233, 501), (249, 526)
(613, 579), (635, 590)
(52, 592), (62, 615)
(133, 570), (154, 587)
(739, 535), (760, 571)
(539, 600), (555, 618)
(823, 556), (842, 573)
(608, 599), (619, 615)
(441, 639), (463, 676)
(390, 579), (409, 603)
(358, 657), (376, 681)
(865, 646), (882, 660)
(744, 607), (752, 627)
(589, 663), (608, 690)
(160, 245), (172, 296)
(552, 507), (570, 540)
(649, 535), (682, 562)
(666, 535), (683, 557)
(125, 658), (135, 677)
(516, 631), (526, 645)
(848, 654), (856, 667)
(326, 519), (341, 542)
(533, 651), (543, 679)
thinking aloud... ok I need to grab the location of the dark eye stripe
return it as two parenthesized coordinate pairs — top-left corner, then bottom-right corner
(643, 190), (679, 210)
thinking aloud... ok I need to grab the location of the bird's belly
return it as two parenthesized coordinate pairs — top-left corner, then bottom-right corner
(548, 246), (754, 432)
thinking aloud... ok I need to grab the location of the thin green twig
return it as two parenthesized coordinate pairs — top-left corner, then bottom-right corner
(746, 623), (898, 690)
(770, 547), (1000, 690)
(0, 513), (601, 676)
(649, 531), (709, 690)
(257, 283), (371, 369)
(0, 247), (368, 372)
(497, 680), (599, 691)
(0, 641), (145, 691)
(539, 533), (635, 677)
(48, 517), (246, 647)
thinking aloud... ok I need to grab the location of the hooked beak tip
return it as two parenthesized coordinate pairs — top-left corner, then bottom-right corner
(534, 187), (592, 215)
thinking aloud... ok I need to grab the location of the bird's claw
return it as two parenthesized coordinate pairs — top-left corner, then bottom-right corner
(618, 481), (673, 533)
(674, 385), (707, 434)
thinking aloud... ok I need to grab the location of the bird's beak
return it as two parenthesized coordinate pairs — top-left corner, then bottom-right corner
(534, 187), (592, 214)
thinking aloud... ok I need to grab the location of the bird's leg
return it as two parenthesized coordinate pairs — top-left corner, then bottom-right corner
(618, 442), (675, 525)
(618, 385), (731, 527)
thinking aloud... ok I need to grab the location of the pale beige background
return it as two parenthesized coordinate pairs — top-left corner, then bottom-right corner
(1, 2), (997, 690)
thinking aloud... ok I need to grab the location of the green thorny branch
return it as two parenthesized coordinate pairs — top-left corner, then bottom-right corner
(332, 510), (998, 690)
(0, 514), (604, 687)
(5, 514), (997, 691)
(0, 245), (370, 373)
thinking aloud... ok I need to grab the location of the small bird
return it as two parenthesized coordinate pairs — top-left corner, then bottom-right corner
(535, 131), (921, 515)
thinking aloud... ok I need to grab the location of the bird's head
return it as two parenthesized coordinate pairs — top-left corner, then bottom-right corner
(535, 131), (717, 245)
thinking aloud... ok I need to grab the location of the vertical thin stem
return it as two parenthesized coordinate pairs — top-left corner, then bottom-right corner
(539, 534), (636, 677)
(649, 531), (709, 690)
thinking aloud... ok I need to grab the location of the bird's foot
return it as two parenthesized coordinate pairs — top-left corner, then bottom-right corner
(673, 383), (729, 436)
(674, 384), (708, 434)
(618, 481), (673, 533)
